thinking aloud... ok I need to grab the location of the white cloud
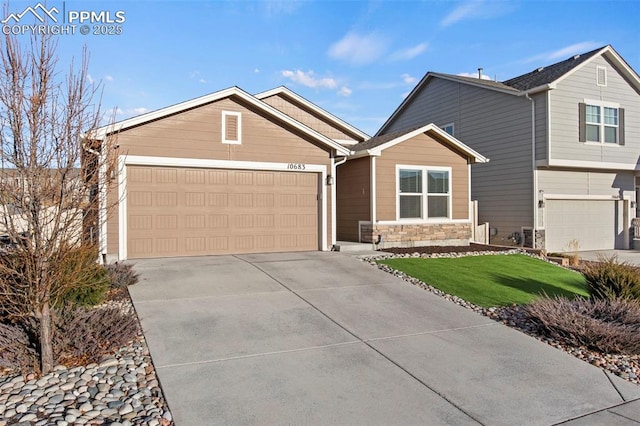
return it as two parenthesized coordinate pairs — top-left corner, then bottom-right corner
(254, 68), (260, 73)
(401, 73), (417, 85)
(338, 86), (352, 97)
(281, 69), (337, 89)
(87, 74), (94, 84)
(199, 78), (207, 84)
(440, 0), (514, 27)
(131, 107), (149, 115)
(104, 75), (114, 82)
(390, 43), (428, 61)
(522, 41), (603, 64)
(328, 32), (389, 65)
(457, 72), (493, 80)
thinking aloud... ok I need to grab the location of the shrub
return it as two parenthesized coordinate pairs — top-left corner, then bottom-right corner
(0, 321), (39, 374)
(523, 297), (640, 354)
(54, 305), (140, 363)
(105, 262), (139, 288)
(582, 255), (640, 302)
(56, 246), (110, 308)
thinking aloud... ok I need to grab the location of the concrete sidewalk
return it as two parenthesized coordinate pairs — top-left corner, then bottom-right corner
(130, 252), (640, 425)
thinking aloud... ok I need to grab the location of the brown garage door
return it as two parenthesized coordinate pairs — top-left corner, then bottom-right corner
(126, 166), (319, 258)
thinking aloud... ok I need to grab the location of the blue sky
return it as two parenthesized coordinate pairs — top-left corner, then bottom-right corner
(4, 0), (640, 136)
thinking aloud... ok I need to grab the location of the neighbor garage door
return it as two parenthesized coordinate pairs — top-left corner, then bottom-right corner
(126, 166), (319, 258)
(545, 199), (618, 252)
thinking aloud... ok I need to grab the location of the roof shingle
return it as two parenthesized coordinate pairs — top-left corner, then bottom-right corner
(503, 46), (606, 90)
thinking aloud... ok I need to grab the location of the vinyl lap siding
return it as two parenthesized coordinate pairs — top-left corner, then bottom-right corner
(534, 92), (548, 162)
(549, 55), (640, 164)
(382, 78), (534, 243)
(374, 133), (469, 221)
(336, 157), (370, 241)
(261, 94), (360, 142)
(537, 169), (634, 197)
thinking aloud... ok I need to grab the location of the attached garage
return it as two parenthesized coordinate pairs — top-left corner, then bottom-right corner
(126, 166), (320, 258)
(544, 198), (626, 252)
(94, 86), (362, 261)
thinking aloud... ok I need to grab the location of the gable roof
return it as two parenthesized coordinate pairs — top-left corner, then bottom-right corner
(351, 123), (488, 163)
(254, 86), (370, 142)
(93, 86), (351, 156)
(503, 46), (604, 90)
(377, 44), (640, 136)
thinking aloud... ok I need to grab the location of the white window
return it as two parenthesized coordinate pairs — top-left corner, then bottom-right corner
(580, 101), (623, 145)
(398, 166), (451, 220)
(222, 111), (242, 144)
(441, 123), (454, 136)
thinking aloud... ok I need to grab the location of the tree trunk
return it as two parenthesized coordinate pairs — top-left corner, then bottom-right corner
(36, 303), (54, 374)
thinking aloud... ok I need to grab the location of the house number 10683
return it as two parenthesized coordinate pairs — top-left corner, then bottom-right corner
(287, 163), (306, 170)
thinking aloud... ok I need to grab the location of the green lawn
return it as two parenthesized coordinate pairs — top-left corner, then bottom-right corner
(379, 254), (588, 307)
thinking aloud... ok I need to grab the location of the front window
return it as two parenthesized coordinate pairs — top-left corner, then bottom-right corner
(398, 167), (451, 220)
(399, 169), (422, 218)
(585, 103), (618, 144)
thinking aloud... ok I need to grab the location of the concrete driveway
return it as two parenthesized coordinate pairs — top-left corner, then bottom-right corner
(130, 252), (640, 425)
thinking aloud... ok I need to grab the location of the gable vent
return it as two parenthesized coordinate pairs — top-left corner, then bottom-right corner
(596, 66), (607, 86)
(222, 111), (242, 144)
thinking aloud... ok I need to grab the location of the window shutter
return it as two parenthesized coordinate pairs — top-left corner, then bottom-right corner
(619, 108), (625, 145)
(578, 103), (586, 142)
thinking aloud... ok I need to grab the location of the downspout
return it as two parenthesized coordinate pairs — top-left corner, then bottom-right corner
(332, 154), (348, 247)
(524, 93), (537, 247)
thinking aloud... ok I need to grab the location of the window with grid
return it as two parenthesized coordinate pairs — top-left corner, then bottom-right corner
(398, 167), (451, 219)
(580, 102), (624, 145)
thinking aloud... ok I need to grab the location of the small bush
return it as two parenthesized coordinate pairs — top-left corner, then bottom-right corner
(56, 246), (110, 308)
(0, 321), (38, 374)
(582, 255), (640, 301)
(105, 262), (139, 288)
(523, 297), (640, 354)
(54, 305), (140, 363)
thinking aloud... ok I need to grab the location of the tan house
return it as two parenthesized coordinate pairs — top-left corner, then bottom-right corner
(93, 86), (367, 261)
(337, 124), (488, 248)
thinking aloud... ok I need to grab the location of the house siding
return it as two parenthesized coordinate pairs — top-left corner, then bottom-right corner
(336, 156), (371, 241)
(106, 96), (334, 259)
(260, 94), (361, 142)
(535, 92), (548, 162)
(537, 169), (633, 249)
(374, 133), (469, 221)
(549, 55), (640, 164)
(382, 78), (534, 245)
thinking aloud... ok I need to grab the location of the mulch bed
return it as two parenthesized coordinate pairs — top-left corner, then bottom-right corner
(381, 243), (543, 256)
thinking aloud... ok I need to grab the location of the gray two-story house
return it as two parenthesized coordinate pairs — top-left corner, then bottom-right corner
(377, 45), (640, 252)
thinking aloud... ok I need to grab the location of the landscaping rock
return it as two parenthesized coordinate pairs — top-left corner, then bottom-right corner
(0, 298), (173, 425)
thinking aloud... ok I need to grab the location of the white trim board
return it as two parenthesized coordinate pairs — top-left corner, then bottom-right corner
(536, 159), (638, 171)
(116, 155), (329, 260)
(94, 86), (351, 156)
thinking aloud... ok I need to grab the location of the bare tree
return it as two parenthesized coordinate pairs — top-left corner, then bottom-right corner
(0, 32), (118, 374)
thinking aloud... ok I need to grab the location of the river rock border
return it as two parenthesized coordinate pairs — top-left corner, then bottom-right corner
(363, 249), (640, 386)
(0, 298), (173, 426)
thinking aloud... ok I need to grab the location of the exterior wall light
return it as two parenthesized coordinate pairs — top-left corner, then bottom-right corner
(326, 175), (334, 185)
